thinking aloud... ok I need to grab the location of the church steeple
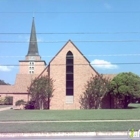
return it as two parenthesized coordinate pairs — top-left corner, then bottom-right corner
(19, 18), (46, 75)
(26, 17), (40, 59)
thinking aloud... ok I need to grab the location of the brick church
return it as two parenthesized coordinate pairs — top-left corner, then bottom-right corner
(0, 18), (115, 109)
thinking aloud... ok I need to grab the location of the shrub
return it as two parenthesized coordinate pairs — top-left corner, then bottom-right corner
(0, 97), (5, 105)
(15, 100), (26, 106)
(4, 96), (13, 105)
(24, 100), (35, 109)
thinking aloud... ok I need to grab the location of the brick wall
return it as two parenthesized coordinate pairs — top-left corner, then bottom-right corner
(19, 61), (45, 74)
(0, 93), (29, 105)
(49, 41), (98, 110)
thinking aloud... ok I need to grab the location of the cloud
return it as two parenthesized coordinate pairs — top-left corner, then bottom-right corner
(18, 35), (29, 40)
(104, 3), (112, 9)
(0, 66), (14, 72)
(91, 59), (118, 69)
(37, 38), (43, 42)
(18, 35), (43, 43)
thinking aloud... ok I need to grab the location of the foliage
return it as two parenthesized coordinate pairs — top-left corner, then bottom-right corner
(0, 80), (10, 85)
(0, 97), (5, 105)
(0, 96), (13, 105)
(27, 75), (54, 110)
(24, 100), (35, 109)
(15, 99), (26, 106)
(109, 72), (140, 108)
(80, 74), (110, 109)
(4, 96), (13, 105)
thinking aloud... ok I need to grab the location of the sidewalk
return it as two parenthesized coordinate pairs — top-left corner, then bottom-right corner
(0, 132), (128, 137)
(0, 106), (13, 112)
(0, 119), (140, 123)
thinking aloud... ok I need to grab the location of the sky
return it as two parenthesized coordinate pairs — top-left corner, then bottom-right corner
(0, 0), (140, 84)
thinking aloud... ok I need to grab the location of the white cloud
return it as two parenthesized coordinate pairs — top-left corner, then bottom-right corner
(104, 3), (112, 9)
(0, 66), (14, 72)
(18, 35), (43, 43)
(37, 38), (43, 42)
(18, 35), (29, 40)
(91, 59), (118, 69)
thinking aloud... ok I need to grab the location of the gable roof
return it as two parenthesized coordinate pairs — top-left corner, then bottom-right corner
(49, 40), (99, 75)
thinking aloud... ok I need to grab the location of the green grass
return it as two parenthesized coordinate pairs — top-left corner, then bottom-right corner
(0, 122), (140, 133)
(0, 104), (139, 133)
(0, 104), (140, 121)
(0, 105), (12, 108)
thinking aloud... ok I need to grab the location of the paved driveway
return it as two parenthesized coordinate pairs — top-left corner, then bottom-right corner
(0, 106), (13, 111)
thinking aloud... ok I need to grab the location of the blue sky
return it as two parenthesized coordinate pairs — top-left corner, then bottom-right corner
(0, 0), (140, 84)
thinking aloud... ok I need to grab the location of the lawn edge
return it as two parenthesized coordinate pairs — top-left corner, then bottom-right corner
(0, 132), (128, 137)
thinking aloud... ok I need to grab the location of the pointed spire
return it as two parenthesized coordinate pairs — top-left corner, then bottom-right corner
(27, 17), (39, 56)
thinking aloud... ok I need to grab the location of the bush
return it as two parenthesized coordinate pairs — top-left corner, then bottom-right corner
(24, 100), (35, 109)
(4, 96), (13, 105)
(0, 97), (5, 105)
(15, 100), (26, 106)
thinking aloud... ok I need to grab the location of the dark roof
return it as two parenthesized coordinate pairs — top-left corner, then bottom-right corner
(49, 40), (99, 75)
(27, 17), (40, 56)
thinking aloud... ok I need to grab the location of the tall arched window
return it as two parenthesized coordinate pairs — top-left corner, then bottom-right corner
(66, 51), (74, 96)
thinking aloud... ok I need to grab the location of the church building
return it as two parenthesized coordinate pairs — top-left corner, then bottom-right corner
(0, 18), (114, 109)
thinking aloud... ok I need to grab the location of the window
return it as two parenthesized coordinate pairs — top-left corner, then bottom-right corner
(29, 61), (35, 74)
(66, 66), (73, 73)
(29, 70), (34, 74)
(29, 61), (34, 66)
(66, 89), (73, 95)
(66, 51), (74, 96)
(66, 74), (73, 80)
(66, 81), (73, 88)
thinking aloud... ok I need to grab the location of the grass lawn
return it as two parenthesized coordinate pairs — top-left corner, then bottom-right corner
(0, 122), (140, 133)
(0, 104), (140, 133)
(0, 104), (140, 121)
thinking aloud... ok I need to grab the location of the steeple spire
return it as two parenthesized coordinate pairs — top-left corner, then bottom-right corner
(27, 17), (39, 56)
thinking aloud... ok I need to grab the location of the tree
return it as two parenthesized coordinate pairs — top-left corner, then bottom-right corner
(109, 72), (140, 108)
(27, 75), (54, 110)
(0, 80), (10, 85)
(80, 74), (110, 109)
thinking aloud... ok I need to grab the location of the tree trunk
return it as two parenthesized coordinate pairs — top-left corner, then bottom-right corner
(47, 97), (50, 109)
(39, 100), (42, 110)
(89, 101), (92, 109)
(39, 99), (44, 110)
(97, 98), (101, 109)
(41, 100), (44, 110)
(124, 96), (130, 108)
(98, 102), (101, 109)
